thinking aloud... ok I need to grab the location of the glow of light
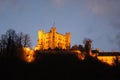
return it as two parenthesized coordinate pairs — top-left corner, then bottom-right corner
(97, 56), (116, 66)
(22, 47), (35, 63)
(72, 50), (85, 60)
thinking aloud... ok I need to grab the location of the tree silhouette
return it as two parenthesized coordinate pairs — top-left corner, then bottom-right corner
(17, 32), (31, 48)
(71, 44), (85, 52)
(0, 29), (32, 58)
(83, 38), (92, 56)
(71, 44), (79, 50)
(78, 44), (85, 52)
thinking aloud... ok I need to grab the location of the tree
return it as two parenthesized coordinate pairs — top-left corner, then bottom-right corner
(17, 32), (31, 48)
(22, 34), (31, 47)
(0, 34), (7, 55)
(71, 44), (79, 50)
(78, 44), (85, 52)
(6, 29), (18, 56)
(0, 29), (32, 58)
(83, 38), (92, 55)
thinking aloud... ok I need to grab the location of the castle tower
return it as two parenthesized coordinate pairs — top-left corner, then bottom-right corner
(38, 30), (44, 50)
(50, 27), (56, 49)
(66, 32), (71, 49)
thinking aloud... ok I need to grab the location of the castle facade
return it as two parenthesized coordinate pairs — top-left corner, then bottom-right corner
(34, 27), (70, 50)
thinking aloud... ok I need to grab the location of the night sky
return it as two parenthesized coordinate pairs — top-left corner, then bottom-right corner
(0, 0), (120, 52)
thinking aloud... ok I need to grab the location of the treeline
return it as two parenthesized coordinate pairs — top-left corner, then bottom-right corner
(0, 29), (31, 60)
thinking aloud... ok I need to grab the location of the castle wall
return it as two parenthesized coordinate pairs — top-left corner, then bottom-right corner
(35, 27), (70, 50)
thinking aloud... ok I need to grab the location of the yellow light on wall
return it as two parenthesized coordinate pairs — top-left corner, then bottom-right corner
(22, 47), (35, 63)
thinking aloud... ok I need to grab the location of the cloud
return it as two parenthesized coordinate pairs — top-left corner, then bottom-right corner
(84, 0), (120, 28)
(80, 0), (120, 51)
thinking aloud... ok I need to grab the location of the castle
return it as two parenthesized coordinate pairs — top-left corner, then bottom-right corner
(34, 27), (70, 50)
(33, 26), (120, 66)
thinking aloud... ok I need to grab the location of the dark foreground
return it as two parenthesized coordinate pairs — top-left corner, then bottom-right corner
(0, 53), (120, 80)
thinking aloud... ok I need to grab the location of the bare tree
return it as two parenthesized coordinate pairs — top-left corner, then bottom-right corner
(0, 35), (7, 55)
(16, 32), (31, 48)
(16, 32), (23, 48)
(22, 34), (31, 47)
(0, 29), (32, 57)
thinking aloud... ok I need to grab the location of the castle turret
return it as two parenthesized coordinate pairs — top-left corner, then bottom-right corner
(38, 30), (44, 50)
(51, 27), (56, 49)
(66, 32), (71, 49)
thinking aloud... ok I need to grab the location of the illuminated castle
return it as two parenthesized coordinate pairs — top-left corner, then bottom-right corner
(34, 27), (70, 50)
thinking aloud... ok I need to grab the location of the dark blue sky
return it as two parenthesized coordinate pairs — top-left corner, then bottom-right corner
(0, 0), (120, 51)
